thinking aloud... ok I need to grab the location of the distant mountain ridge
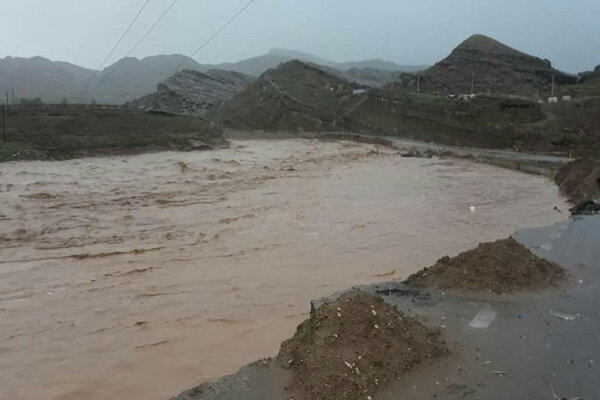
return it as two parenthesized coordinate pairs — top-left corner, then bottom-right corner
(0, 56), (95, 103)
(201, 48), (426, 77)
(0, 50), (424, 104)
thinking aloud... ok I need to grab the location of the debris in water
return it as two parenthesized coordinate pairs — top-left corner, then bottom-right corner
(550, 310), (578, 321)
(469, 309), (497, 329)
(176, 161), (189, 173)
(372, 269), (396, 278)
(470, 206), (476, 213)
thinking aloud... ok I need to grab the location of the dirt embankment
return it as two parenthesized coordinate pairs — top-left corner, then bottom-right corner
(555, 158), (600, 204)
(405, 238), (566, 294)
(277, 290), (448, 400)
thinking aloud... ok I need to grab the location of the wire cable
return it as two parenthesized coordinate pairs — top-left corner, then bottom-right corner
(124, 0), (181, 59)
(96, 0), (152, 71)
(91, 0), (181, 91)
(173, 0), (256, 73)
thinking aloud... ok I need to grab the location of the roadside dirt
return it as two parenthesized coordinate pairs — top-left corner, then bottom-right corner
(555, 158), (600, 204)
(405, 238), (566, 294)
(277, 290), (448, 400)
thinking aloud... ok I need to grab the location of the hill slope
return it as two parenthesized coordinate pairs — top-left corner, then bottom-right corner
(0, 56), (95, 103)
(126, 69), (254, 115)
(395, 34), (578, 97)
(210, 60), (365, 131)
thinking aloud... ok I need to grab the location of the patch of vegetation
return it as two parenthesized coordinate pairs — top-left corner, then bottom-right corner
(0, 106), (225, 162)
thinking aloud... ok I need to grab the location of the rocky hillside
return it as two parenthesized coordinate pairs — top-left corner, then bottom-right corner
(395, 34), (578, 97)
(126, 69), (254, 115)
(210, 60), (366, 131)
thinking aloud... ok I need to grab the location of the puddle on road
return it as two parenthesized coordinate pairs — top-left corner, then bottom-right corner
(0, 139), (568, 400)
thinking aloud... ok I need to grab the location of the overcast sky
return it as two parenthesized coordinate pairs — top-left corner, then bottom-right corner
(2, 0), (599, 73)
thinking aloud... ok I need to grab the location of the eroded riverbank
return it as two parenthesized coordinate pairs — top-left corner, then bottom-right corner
(0, 139), (568, 400)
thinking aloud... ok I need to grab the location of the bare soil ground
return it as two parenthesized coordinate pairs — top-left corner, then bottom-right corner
(405, 238), (566, 294)
(277, 290), (448, 400)
(555, 158), (600, 204)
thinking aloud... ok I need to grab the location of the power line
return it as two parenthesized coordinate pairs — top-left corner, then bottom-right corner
(124, 0), (181, 59)
(90, 0), (181, 90)
(96, 0), (152, 72)
(173, 0), (256, 73)
(84, 0), (152, 92)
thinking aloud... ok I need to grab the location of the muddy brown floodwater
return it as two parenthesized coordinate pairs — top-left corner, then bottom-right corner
(0, 139), (568, 400)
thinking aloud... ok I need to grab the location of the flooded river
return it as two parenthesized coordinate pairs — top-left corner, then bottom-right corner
(0, 139), (568, 400)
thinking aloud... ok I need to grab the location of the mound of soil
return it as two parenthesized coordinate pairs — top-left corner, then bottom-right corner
(555, 158), (600, 204)
(278, 290), (447, 400)
(405, 238), (565, 294)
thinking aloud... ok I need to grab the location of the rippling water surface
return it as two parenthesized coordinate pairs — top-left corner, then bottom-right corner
(0, 139), (568, 400)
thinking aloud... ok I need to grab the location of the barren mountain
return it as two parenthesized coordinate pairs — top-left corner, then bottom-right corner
(395, 34), (578, 97)
(0, 56), (95, 103)
(126, 69), (254, 115)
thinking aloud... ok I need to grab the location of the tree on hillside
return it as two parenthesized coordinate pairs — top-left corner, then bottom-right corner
(19, 97), (44, 106)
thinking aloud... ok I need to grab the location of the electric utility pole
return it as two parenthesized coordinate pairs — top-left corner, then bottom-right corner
(471, 73), (475, 95)
(417, 74), (420, 94)
(551, 73), (555, 98)
(2, 104), (6, 144)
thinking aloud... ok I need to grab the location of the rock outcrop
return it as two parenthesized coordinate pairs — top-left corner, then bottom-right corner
(396, 34), (578, 97)
(210, 60), (366, 131)
(127, 69), (254, 115)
